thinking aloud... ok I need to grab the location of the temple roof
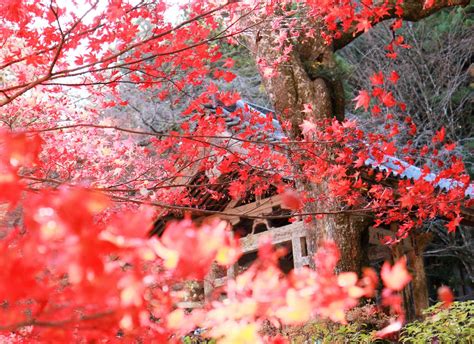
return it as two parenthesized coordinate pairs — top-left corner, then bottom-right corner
(218, 99), (473, 199)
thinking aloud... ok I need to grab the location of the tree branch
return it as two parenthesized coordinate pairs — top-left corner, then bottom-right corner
(334, 0), (470, 50)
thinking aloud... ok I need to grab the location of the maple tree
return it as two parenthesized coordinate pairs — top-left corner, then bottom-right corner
(0, 0), (472, 342)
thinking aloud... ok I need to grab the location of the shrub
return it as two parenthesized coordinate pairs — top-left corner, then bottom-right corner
(400, 301), (473, 343)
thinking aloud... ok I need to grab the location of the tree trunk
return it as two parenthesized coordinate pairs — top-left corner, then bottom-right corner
(244, 18), (369, 273)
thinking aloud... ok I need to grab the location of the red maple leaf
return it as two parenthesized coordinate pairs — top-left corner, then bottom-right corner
(376, 320), (403, 339)
(446, 215), (462, 232)
(444, 143), (456, 151)
(423, 0), (435, 9)
(380, 91), (397, 108)
(389, 71), (400, 84)
(399, 193), (415, 209)
(353, 90), (371, 110)
(432, 127), (446, 144)
(299, 119), (316, 136)
(370, 72), (384, 86)
(153, 219), (240, 279)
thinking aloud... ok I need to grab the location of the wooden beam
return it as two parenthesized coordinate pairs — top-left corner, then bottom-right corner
(177, 301), (204, 309)
(239, 220), (305, 253)
(224, 198), (241, 211)
(220, 195), (282, 224)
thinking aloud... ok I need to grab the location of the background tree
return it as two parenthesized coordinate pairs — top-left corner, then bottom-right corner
(339, 6), (473, 299)
(341, 7), (473, 170)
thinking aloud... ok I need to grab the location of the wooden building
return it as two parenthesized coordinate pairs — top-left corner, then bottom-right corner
(151, 100), (474, 318)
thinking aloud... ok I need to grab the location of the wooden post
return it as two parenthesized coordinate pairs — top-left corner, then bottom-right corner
(389, 222), (416, 321)
(406, 233), (432, 319)
(204, 262), (219, 301)
(291, 227), (310, 269)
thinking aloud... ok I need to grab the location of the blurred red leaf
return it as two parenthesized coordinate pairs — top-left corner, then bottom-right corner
(438, 285), (454, 308)
(281, 188), (303, 210)
(153, 218), (240, 279)
(381, 257), (411, 291)
(375, 320), (403, 339)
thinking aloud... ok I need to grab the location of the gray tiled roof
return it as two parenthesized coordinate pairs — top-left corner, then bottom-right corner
(222, 100), (473, 199)
(220, 100), (285, 143)
(364, 155), (474, 198)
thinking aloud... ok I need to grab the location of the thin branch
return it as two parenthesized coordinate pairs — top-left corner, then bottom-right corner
(27, 123), (332, 146)
(0, 310), (115, 331)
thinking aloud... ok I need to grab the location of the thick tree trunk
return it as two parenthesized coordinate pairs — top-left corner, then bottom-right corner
(309, 210), (370, 273)
(245, 19), (369, 273)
